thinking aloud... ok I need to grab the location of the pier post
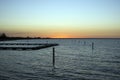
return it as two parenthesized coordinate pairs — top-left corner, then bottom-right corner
(52, 47), (55, 68)
(92, 42), (94, 50)
(84, 41), (86, 45)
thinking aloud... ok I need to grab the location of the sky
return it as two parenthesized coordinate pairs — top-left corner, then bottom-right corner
(0, 0), (120, 38)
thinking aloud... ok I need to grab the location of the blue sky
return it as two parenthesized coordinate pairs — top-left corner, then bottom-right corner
(0, 0), (120, 38)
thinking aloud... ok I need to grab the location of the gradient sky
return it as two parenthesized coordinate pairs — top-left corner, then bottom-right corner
(0, 0), (120, 38)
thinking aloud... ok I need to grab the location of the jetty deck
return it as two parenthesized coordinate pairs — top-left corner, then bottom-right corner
(0, 43), (59, 50)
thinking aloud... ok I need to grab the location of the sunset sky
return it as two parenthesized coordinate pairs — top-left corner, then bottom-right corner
(0, 0), (120, 38)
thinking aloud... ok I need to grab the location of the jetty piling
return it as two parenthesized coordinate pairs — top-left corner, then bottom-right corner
(92, 42), (94, 50)
(52, 47), (55, 68)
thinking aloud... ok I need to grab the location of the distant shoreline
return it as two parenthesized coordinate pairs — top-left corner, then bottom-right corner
(0, 37), (120, 41)
(0, 37), (51, 41)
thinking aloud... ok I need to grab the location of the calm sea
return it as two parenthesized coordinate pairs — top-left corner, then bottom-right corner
(0, 39), (120, 80)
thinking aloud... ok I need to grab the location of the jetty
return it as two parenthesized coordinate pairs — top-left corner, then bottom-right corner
(0, 43), (59, 50)
(0, 42), (58, 68)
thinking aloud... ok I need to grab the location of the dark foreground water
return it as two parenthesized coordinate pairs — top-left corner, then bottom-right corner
(0, 39), (120, 80)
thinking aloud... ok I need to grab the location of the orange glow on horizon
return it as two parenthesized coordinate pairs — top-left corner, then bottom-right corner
(51, 34), (71, 38)
(1, 29), (120, 38)
(50, 33), (88, 38)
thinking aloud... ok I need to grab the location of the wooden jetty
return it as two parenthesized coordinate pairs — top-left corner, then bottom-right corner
(0, 43), (59, 50)
(0, 43), (58, 68)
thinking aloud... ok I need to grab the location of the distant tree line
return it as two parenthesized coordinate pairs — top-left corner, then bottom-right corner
(0, 33), (51, 41)
(0, 33), (7, 40)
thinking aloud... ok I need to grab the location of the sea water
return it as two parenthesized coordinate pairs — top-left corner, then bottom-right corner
(0, 39), (120, 80)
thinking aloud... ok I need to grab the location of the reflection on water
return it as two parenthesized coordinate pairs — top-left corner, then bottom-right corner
(0, 39), (120, 80)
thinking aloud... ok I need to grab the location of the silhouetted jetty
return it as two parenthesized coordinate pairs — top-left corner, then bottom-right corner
(0, 43), (59, 50)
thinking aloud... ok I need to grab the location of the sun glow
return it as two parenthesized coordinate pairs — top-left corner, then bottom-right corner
(51, 34), (72, 38)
